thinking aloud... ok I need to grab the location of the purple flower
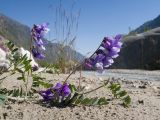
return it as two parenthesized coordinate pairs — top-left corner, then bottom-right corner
(32, 48), (45, 59)
(35, 39), (46, 50)
(31, 23), (49, 59)
(84, 34), (122, 72)
(61, 83), (71, 97)
(39, 82), (71, 102)
(54, 83), (62, 90)
(53, 83), (71, 97)
(84, 58), (94, 69)
(95, 62), (104, 73)
(40, 89), (54, 101)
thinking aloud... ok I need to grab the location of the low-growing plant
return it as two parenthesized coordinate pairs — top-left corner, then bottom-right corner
(0, 22), (131, 108)
(0, 24), (52, 99)
(37, 27), (131, 107)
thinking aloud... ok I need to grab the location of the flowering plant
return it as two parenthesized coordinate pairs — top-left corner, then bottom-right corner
(84, 35), (122, 73)
(1, 23), (131, 107)
(31, 23), (49, 59)
(32, 23), (131, 107)
(40, 82), (71, 101)
(0, 23), (51, 99)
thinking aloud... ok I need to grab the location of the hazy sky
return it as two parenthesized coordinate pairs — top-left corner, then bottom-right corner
(0, 0), (160, 55)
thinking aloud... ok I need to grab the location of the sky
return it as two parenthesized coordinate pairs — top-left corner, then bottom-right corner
(0, 0), (160, 55)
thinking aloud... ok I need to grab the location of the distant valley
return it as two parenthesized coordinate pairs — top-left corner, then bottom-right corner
(0, 13), (84, 64)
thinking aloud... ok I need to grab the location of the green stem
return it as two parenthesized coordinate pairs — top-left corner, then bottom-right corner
(25, 71), (31, 98)
(25, 37), (33, 98)
(63, 43), (102, 84)
(81, 80), (109, 95)
(63, 64), (82, 84)
(78, 66), (82, 90)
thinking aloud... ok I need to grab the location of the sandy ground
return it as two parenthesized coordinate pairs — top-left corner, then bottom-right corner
(0, 69), (160, 120)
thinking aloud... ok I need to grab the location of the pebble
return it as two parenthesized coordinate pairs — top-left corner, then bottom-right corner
(3, 113), (8, 119)
(138, 100), (144, 104)
(6, 105), (12, 110)
(157, 86), (160, 89)
(138, 85), (147, 89)
(75, 112), (79, 115)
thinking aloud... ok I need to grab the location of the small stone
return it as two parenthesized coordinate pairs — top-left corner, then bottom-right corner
(43, 109), (47, 112)
(75, 112), (79, 115)
(82, 106), (86, 111)
(138, 100), (144, 104)
(111, 113), (116, 116)
(3, 113), (7, 119)
(6, 105), (12, 109)
(18, 112), (23, 118)
(139, 85), (147, 89)
(157, 87), (160, 89)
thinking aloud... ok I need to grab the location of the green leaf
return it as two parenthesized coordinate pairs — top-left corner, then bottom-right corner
(39, 81), (52, 88)
(117, 90), (127, 98)
(108, 83), (131, 107)
(21, 54), (27, 61)
(114, 85), (121, 92)
(81, 98), (91, 105)
(12, 48), (18, 53)
(32, 74), (52, 88)
(6, 41), (14, 50)
(0, 94), (6, 106)
(90, 97), (99, 105)
(98, 97), (109, 105)
(68, 93), (79, 105)
(108, 83), (118, 90)
(69, 84), (77, 93)
(12, 89), (20, 97)
(7, 41), (12, 46)
(73, 95), (109, 106)
(0, 94), (6, 100)
(24, 65), (32, 72)
(16, 68), (24, 73)
(74, 95), (84, 104)
(9, 43), (14, 50)
(123, 95), (131, 107)
(17, 77), (24, 80)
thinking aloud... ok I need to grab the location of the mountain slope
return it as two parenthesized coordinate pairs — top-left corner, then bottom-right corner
(0, 13), (31, 49)
(112, 27), (160, 70)
(132, 15), (160, 33)
(0, 13), (84, 63)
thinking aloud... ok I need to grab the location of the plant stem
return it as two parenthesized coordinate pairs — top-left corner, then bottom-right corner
(63, 43), (102, 84)
(25, 37), (33, 98)
(78, 65), (82, 90)
(81, 80), (109, 95)
(24, 78), (29, 98)
(63, 64), (82, 84)
(80, 66), (82, 83)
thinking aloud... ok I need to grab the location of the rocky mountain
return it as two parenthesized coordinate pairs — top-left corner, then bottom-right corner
(111, 15), (160, 70)
(132, 15), (160, 33)
(0, 13), (84, 64)
(111, 27), (160, 70)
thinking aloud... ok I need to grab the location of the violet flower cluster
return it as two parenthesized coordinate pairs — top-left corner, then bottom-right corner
(39, 82), (71, 101)
(31, 23), (49, 59)
(84, 35), (122, 73)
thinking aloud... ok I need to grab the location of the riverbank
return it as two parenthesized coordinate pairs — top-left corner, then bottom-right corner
(0, 69), (160, 120)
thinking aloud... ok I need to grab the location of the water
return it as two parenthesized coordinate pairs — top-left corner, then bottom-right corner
(82, 69), (160, 81)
